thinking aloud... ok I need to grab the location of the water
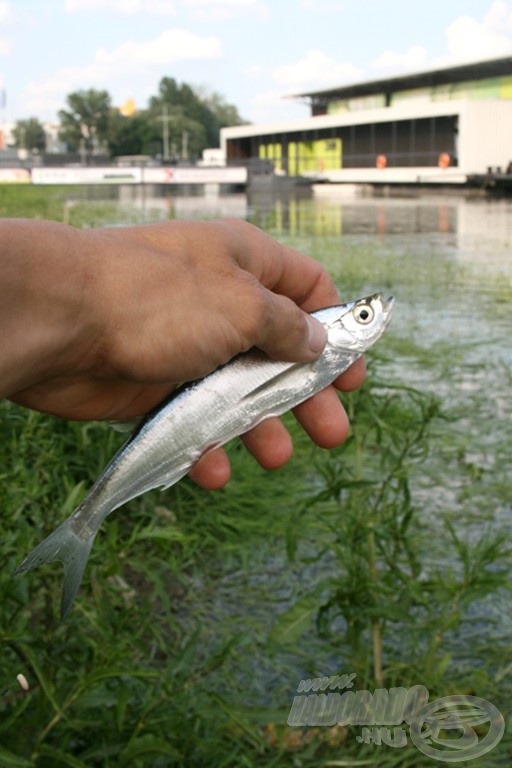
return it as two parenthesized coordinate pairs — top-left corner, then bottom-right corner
(75, 188), (512, 710)
(100, 192), (511, 532)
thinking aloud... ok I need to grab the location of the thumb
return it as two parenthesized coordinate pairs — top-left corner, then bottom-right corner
(253, 293), (327, 362)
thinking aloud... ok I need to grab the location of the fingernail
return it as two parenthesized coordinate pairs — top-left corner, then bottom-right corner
(306, 315), (327, 354)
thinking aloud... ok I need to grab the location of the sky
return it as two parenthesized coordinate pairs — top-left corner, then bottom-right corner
(1, 0), (512, 127)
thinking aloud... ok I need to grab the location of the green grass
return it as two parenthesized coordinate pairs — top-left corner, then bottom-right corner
(0, 184), (170, 227)
(1, 374), (510, 766)
(0, 188), (510, 766)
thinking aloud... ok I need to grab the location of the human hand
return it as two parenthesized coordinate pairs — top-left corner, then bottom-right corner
(1, 218), (364, 488)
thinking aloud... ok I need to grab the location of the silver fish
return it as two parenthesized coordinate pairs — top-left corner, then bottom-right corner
(14, 293), (394, 619)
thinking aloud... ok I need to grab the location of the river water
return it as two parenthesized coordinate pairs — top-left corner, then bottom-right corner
(121, 186), (512, 539)
(84, 187), (512, 722)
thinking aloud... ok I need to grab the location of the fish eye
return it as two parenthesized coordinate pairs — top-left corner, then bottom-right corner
(354, 304), (375, 324)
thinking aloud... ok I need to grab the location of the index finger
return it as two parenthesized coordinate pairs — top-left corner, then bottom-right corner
(217, 219), (340, 311)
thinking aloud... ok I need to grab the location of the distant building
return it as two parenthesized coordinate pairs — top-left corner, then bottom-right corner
(43, 123), (67, 153)
(0, 120), (15, 149)
(221, 56), (512, 185)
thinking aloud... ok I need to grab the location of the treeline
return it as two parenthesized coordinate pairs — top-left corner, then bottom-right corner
(12, 78), (246, 160)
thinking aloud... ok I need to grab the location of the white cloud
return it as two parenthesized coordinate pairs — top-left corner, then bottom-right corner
(185, 0), (262, 7)
(23, 28), (222, 117)
(366, 2), (512, 79)
(251, 2), (512, 118)
(24, 60), (118, 116)
(0, 1), (14, 54)
(444, 1), (512, 62)
(372, 45), (428, 74)
(65, 0), (267, 17)
(0, 1), (14, 23)
(95, 28), (222, 66)
(299, 0), (345, 12)
(273, 50), (362, 90)
(64, 0), (177, 13)
(185, 0), (269, 21)
(248, 89), (308, 123)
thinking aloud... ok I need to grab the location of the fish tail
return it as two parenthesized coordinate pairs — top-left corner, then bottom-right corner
(13, 516), (98, 621)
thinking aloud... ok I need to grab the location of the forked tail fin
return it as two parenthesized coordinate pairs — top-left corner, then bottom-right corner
(13, 517), (98, 620)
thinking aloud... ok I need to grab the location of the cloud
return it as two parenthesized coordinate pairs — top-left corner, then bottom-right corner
(248, 88), (308, 123)
(0, 1), (14, 55)
(372, 45), (428, 74)
(0, 1), (14, 22)
(95, 28), (222, 66)
(185, 0), (262, 7)
(65, 0), (268, 18)
(299, 0), (345, 12)
(365, 2), (512, 80)
(273, 50), (363, 90)
(444, 0), (512, 62)
(64, 0), (177, 13)
(185, 0), (269, 21)
(23, 28), (222, 117)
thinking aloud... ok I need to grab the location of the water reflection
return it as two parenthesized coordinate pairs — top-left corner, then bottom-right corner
(74, 186), (512, 708)
(117, 184), (248, 220)
(103, 184), (512, 248)
(249, 192), (461, 238)
(73, 187), (511, 361)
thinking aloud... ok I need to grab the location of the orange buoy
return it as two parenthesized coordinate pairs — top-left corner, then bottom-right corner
(438, 152), (451, 168)
(376, 154), (387, 169)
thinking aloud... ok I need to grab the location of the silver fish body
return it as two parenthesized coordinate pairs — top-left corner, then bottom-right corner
(14, 293), (394, 618)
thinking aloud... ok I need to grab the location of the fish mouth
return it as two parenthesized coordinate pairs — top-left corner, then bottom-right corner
(378, 293), (395, 322)
(379, 294), (395, 328)
(384, 294), (395, 312)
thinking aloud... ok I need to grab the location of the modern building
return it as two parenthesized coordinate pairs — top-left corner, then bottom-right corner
(221, 56), (512, 185)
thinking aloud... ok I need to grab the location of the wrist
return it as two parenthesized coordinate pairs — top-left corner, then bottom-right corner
(0, 219), (101, 398)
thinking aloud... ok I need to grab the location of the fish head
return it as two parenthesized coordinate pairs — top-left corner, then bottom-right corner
(322, 293), (394, 353)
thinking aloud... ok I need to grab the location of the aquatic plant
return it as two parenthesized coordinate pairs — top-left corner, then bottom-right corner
(0, 189), (510, 766)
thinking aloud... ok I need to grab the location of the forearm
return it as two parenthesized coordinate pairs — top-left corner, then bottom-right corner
(0, 219), (99, 399)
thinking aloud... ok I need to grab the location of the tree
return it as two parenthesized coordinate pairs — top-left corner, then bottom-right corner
(147, 78), (244, 160)
(12, 118), (46, 152)
(107, 110), (154, 157)
(58, 79), (245, 160)
(197, 88), (246, 128)
(58, 89), (111, 156)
